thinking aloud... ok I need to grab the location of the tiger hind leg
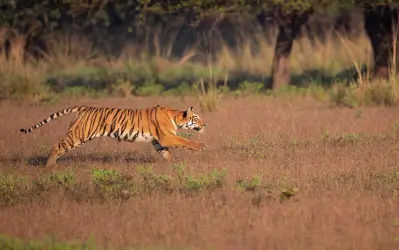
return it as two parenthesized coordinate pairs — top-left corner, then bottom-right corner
(45, 132), (87, 167)
(151, 140), (171, 161)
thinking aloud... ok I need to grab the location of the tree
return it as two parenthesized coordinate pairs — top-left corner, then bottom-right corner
(136, 0), (334, 89)
(0, 0), (138, 58)
(362, 1), (399, 79)
(253, 1), (351, 88)
(262, 5), (313, 89)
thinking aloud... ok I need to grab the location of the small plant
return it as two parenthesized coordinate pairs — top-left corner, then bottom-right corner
(237, 135), (270, 159)
(163, 82), (195, 96)
(60, 86), (103, 99)
(137, 165), (175, 193)
(91, 169), (122, 185)
(329, 83), (358, 108)
(109, 78), (134, 98)
(171, 163), (227, 193)
(329, 81), (399, 108)
(236, 175), (263, 192)
(220, 135), (239, 150)
(270, 85), (308, 98)
(208, 168), (228, 188)
(248, 132), (265, 146)
(194, 75), (225, 113)
(372, 170), (399, 186)
(184, 175), (205, 192)
(234, 81), (263, 97)
(32, 169), (76, 192)
(279, 187), (299, 202)
(236, 175), (275, 207)
(290, 138), (300, 146)
(321, 130), (330, 141)
(336, 132), (363, 145)
(91, 169), (135, 200)
(0, 63), (47, 101)
(368, 82), (397, 106)
(135, 81), (164, 96)
(48, 169), (75, 187)
(184, 168), (227, 192)
(0, 174), (28, 206)
(306, 83), (329, 102)
(171, 162), (188, 185)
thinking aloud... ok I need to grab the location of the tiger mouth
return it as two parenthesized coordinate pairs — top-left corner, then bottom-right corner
(194, 126), (206, 132)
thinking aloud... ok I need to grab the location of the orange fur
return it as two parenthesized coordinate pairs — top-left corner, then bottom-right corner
(20, 105), (207, 167)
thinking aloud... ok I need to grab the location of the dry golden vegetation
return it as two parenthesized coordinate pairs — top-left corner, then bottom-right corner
(0, 96), (399, 249)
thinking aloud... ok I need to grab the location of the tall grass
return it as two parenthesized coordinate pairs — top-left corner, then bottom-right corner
(1, 22), (392, 108)
(330, 19), (399, 108)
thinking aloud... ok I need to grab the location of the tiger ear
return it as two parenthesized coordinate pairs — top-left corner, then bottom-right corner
(183, 106), (193, 118)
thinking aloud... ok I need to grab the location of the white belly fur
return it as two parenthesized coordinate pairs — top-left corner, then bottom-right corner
(134, 133), (154, 142)
(109, 131), (154, 142)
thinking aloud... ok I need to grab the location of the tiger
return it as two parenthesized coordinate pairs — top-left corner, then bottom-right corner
(20, 105), (207, 167)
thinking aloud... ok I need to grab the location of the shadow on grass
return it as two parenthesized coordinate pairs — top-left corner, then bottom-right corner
(222, 66), (363, 90)
(43, 64), (366, 95)
(290, 66), (366, 88)
(0, 154), (156, 167)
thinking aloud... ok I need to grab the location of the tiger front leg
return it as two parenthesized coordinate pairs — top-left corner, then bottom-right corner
(157, 135), (206, 152)
(46, 141), (70, 167)
(45, 131), (86, 167)
(151, 140), (172, 161)
(46, 147), (59, 167)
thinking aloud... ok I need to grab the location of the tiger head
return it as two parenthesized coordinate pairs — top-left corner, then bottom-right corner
(177, 106), (206, 133)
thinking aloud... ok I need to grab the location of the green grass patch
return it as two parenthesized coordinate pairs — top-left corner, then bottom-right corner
(0, 234), (190, 250)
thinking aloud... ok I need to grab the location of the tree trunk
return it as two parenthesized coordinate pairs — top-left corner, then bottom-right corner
(364, 5), (398, 79)
(271, 8), (312, 89)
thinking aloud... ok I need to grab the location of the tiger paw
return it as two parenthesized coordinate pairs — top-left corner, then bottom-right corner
(193, 141), (207, 151)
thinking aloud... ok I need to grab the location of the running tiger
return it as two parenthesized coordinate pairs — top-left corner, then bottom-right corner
(20, 105), (207, 167)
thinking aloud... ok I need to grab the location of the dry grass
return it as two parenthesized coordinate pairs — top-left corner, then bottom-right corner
(216, 31), (370, 76)
(0, 96), (399, 249)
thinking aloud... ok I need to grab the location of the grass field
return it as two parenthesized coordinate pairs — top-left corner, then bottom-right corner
(0, 96), (399, 249)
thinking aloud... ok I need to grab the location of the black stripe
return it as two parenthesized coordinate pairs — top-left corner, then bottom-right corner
(100, 109), (113, 135)
(129, 132), (137, 141)
(86, 110), (98, 135)
(116, 110), (127, 124)
(112, 109), (122, 122)
(110, 120), (116, 133)
(98, 110), (110, 136)
(88, 109), (104, 138)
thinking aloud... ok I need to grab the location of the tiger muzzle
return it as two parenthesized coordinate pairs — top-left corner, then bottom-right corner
(194, 124), (206, 132)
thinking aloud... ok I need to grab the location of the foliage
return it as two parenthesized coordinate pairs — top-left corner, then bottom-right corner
(0, 1), (141, 35)
(91, 169), (135, 200)
(1, 0), (397, 39)
(236, 175), (264, 192)
(137, 0), (399, 19)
